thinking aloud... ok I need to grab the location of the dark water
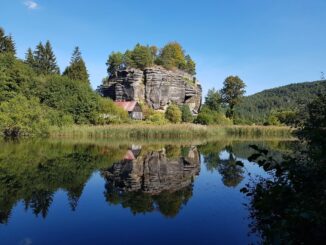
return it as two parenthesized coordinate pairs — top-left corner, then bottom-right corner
(0, 139), (295, 245)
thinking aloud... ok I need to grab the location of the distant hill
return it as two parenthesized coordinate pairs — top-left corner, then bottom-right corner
(235, 80), (326, 124)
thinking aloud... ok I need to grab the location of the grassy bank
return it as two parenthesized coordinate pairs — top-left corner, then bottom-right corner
(49, 124), (293, 140)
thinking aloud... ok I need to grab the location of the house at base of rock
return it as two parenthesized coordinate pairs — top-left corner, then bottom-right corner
(114, 101), (143, 120)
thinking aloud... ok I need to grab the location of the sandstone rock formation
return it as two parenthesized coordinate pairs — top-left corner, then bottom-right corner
(98, 66), (202, 114)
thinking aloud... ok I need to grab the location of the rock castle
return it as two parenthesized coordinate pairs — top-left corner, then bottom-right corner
(98, 66), (202, 114)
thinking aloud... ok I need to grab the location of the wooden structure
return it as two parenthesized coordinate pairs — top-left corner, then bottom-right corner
(114, 101), (143, 120)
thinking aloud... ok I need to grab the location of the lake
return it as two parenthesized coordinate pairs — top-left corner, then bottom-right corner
(0, 139), (296, 244)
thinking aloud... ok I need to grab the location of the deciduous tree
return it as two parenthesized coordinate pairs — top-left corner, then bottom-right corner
(106, 52), (123, 77)
(221, 76), (246, 118)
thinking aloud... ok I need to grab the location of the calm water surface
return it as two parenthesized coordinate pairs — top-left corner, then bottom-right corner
(0, 139), (295, 244)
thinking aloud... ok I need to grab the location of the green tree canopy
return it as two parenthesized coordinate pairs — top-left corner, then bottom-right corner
(126, 44), (154, 69)
(0, 95), (50, 137)
(63, 47), (89, 83)
(106, 52), (124, 77)
(40, 75), (98, 124)
(157, 42), (186, 70)
(221, 76), (246, 118)
(305, 94), (326, 129)
(184, 55), (196, 75)
(205, 88), (222, 111)
(105, 42), (196, 75)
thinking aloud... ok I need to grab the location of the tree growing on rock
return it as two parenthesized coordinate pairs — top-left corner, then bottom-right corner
(127, 44), (154, 69)
(185, 55), (196, 75)
(106, 52), (124, 77)
(157, 42), (186, 70)
(63, 47), (89, 83)
(220, 76), (246, 118)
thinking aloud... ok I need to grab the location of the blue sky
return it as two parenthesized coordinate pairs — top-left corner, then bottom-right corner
(1, 0), (325, 95)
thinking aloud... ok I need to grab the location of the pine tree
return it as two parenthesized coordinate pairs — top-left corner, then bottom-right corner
(33, 42), (45, 74)
(0, 28), (16, 55)
(4, 35), (16, 55)
(25, 48), (35, 67)
(33, 41), (60, 75)
(63, 46), (89, 83)
(44, 41), (60, 74)
(70, 46), (82, 63)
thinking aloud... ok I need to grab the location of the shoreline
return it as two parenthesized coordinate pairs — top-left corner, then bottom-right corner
(49, 124), (294, 140)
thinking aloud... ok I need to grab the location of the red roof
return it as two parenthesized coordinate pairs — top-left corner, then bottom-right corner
(114, 101), (138, 112)
(123, 150), (135, 160)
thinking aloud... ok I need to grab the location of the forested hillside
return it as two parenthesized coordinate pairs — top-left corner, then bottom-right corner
(235, 80), (326, 124)
(0, 27), (129, 137)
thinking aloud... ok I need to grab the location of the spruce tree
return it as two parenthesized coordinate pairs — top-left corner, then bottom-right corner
(63, 47), (89, 83)
(0, 28), (16, 55)
(33, 42), (45, 74)
(25, 48), (35, 67)
(33, 41), (60, 75)
(44, 41), (60, 74)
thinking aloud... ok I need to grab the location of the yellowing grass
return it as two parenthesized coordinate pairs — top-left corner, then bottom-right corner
(50, 124), (293, 140)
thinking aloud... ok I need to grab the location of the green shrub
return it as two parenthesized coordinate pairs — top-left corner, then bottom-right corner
(40, 75), (99, 124)
(96, 97), (129, 124)
(165, 104), (182, 123)
(147, 111), (167, 125)
(0, 95), (50, 137)
(46, 109), (74, 127)
(0, 52), (37, 102)
(195, 107), (232, 125)
(180, 104), (193, 123)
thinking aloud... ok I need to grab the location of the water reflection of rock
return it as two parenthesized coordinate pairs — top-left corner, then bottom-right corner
(102, 146), (200, 216)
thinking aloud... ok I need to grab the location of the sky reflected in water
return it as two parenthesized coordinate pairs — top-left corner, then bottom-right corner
(0, 140), (294, 244)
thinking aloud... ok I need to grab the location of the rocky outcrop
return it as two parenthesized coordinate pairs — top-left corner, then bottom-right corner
(99, 66), (202, 114)
(102, 146), (200, 194)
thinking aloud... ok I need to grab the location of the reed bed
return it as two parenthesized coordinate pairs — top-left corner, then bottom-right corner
(50, 124), (293, 140)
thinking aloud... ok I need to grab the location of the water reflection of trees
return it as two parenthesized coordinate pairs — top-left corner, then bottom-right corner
(102, 146), (200, 217)
(200, 143), (244, 187)
(242, 96), (326, 244)
(0, 142), (127, 224)
(200, 141), (294, 188)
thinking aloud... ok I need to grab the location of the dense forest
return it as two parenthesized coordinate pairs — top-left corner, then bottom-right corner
(0, 27), (130, 137)
(235, 80), (326, 125)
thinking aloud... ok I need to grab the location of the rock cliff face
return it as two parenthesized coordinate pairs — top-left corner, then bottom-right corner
(102, 146), (200, 194)
(99, 66), (202, 114)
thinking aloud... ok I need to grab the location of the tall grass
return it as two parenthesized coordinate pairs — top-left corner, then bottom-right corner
(50, 124), (293, 140)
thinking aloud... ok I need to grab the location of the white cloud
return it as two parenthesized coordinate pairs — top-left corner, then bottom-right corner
(24, 1), (39, 10)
